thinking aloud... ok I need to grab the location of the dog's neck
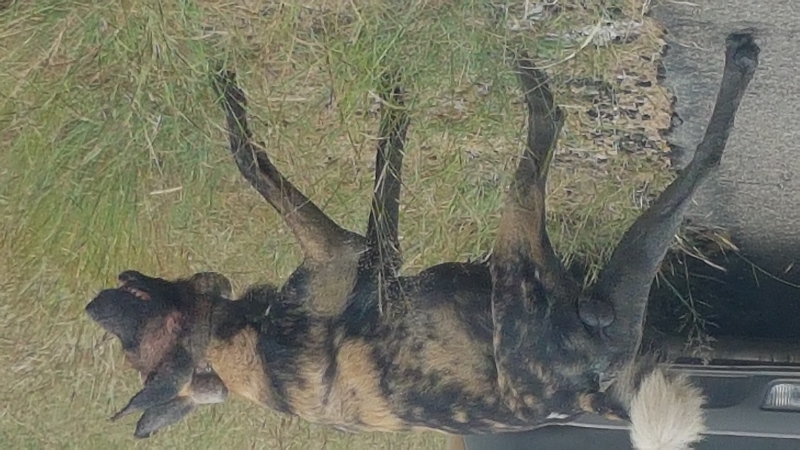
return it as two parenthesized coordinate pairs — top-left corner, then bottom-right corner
(204, 285), (302, 414)
(209, 292), (270, 339)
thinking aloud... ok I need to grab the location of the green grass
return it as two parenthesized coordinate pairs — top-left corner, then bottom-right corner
(0, 0), (674, 448)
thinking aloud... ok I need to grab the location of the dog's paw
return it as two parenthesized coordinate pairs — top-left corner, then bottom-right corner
(726, 32), (760, 75)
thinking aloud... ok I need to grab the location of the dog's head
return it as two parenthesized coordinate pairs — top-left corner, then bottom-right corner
(85, 270), (233, 438)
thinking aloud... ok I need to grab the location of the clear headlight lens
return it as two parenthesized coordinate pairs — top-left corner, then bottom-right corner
(762, 382), (800, 412)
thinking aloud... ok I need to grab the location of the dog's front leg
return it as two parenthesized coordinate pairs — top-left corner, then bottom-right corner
(362, 70), (409, 317)
(211, 70), (362, 263)
(212, 70), (367, 316)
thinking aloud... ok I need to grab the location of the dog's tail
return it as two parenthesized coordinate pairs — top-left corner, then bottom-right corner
(609, 360), (707, 450)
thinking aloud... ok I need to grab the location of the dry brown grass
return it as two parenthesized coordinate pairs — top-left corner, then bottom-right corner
(0, 0), (675, 447)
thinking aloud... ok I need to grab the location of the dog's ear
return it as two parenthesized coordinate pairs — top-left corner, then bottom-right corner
(110, 345), (194, 421)
(131, 370), (229, 439)
(134, 396), (196, 439)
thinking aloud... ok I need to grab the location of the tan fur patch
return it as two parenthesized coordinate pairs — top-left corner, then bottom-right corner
(578, 392), (596, 414)
(399, 305), (494, 398)
(452, 408), (469, 424)
(333, 340), (405, 430)
(307, 251), (360, 316)
(207, 327), (271, 406)
(287, 340), (406, 432)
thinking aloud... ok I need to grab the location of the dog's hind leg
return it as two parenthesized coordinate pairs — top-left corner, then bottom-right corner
(490, 57), (592, 417)
(590, 33), (760, 370)
(365, 71), (409, 282)
(211, 70), (361, 264)
(492, 59), (569, 297)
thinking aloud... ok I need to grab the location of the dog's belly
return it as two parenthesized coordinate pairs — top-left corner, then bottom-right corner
(372, 305), (538, 434)
(283, 333), (534, 434)
(301, 262), (536, 433)
(281, 339), (409, 432)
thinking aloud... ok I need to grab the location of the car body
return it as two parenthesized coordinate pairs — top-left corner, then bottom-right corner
(458, 337), (800, 449)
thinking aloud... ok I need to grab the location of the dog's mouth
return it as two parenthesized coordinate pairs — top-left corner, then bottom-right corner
(116, 281), (151, 301)
(115, 273), (153, 301)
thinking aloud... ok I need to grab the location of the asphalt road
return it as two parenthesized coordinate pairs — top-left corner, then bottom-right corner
(651, 0), (800, 277)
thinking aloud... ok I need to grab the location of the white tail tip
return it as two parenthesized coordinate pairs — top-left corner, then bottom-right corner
(629, 368), (707, 450)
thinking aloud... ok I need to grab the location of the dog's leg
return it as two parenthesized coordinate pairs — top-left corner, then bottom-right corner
(492, 59), (569, 295)
(490, 58), (583, 416)
(591, 33), (760, 368)
(211, 70), (360, 263)
(363, 71), (409, 314)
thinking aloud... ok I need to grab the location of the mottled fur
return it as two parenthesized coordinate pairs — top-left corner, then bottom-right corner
(86, 33), (760, 449)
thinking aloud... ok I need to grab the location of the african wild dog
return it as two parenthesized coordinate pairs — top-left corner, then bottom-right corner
(85, 33), (759, 449)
